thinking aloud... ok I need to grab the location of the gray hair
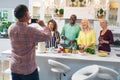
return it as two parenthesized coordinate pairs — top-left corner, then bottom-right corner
(100, 19), (108, 26)
(81, 19), (93, 30)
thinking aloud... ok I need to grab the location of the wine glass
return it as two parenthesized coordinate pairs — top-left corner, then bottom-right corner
(99, 37), (103, 47)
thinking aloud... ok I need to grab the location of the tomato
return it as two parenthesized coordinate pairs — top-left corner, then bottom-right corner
(79, 49), (84, 53)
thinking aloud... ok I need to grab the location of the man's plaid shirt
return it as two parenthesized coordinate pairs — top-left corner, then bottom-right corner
(8, 21), (51, 75)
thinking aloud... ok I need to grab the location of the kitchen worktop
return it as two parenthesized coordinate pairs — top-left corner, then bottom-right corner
(1, 49), (120, 63)
(36, 52), (120, 63)
(1, 49), (120, 80)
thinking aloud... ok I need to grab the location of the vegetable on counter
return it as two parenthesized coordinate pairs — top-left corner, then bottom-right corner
(79, 47), (84, 53)
(97, 51), (108, 57)
(84, 48), (95, 54)
(79, 49), (84, 53)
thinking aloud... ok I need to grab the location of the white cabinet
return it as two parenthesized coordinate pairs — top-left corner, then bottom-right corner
(64, 7), (95, 19)
(93, 21), (101, 45)
(108, 26), (120, 34)
(54, 19), (65, 33)
(108, 2), (119, 25)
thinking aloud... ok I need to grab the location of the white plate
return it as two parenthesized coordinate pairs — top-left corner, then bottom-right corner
(36, 50), (46, 53)
(78, 52), (87, 56)
(61, 53), (71, 56)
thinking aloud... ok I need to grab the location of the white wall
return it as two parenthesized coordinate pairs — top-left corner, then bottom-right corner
(93, 21), (101, 45)
(0, 0), (29, 22)
(0, 0), (29, 8)
(64, 7), (95, 19)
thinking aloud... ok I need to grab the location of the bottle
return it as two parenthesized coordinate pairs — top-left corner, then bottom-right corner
(71, 42), (77, 54)
(72, 47), (76, 54)
(70, 48), (72, 53)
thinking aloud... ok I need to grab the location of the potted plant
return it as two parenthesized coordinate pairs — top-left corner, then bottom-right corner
(0, 21), (11, 37)
(55, 8), (64, 17)
(71, 0), (75, 7)
(58, 8), (64, 17)
(55, 8), (59, 14)
(79, 0), (84, 7)
(97, 8), (105, 19)
(59, 9), (64, 15)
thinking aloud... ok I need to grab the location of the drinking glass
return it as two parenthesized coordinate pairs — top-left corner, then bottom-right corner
(99, 37), (103, 47)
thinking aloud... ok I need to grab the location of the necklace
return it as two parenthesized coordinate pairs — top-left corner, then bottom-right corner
(101, 29), (107, 35)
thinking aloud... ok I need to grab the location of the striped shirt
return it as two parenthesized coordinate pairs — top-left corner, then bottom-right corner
(46, 31), (60, 48)
(8, 21), (51, 75)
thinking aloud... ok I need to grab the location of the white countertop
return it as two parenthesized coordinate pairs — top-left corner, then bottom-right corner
(1, 49), (120, 80)
(36, 52), (120, 63)
(1, 49), (120, 63)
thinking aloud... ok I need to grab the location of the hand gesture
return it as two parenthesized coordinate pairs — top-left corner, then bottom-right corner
(37, 20), (46, 27)
(79, 44), (85, 49)
(62, 36), (66, 40)
(69, 40), (76, 45)
(56, 39), (60, 44)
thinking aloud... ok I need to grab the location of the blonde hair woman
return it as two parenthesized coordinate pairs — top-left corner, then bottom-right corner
(77, 19), (96, 49)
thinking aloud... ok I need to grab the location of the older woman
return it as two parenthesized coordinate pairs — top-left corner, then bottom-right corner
(98, 19), (114, 52)
(46, 19), (60, 48)
(77, 19), (96, 50)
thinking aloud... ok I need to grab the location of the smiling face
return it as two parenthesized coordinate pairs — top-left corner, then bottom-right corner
(81, 19), (89, 29)
(100, 19), (107, 29)
(48, 22), (54, 30)
(48, 20), (57, 31)
(70, 15), (77, 25)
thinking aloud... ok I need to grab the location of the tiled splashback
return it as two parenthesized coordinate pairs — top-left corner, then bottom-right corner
(113, 34), (120, 41)
(112, 34), (120, 47)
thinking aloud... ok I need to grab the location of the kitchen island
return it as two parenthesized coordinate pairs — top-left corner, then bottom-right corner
(1, 50), (120, 80)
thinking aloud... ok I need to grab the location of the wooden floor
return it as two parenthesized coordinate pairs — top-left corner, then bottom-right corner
(0, 61), (10, 80)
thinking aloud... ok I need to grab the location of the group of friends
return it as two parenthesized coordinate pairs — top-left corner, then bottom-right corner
(8, 4), (114, 80)
(35, 14), (113, 53)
